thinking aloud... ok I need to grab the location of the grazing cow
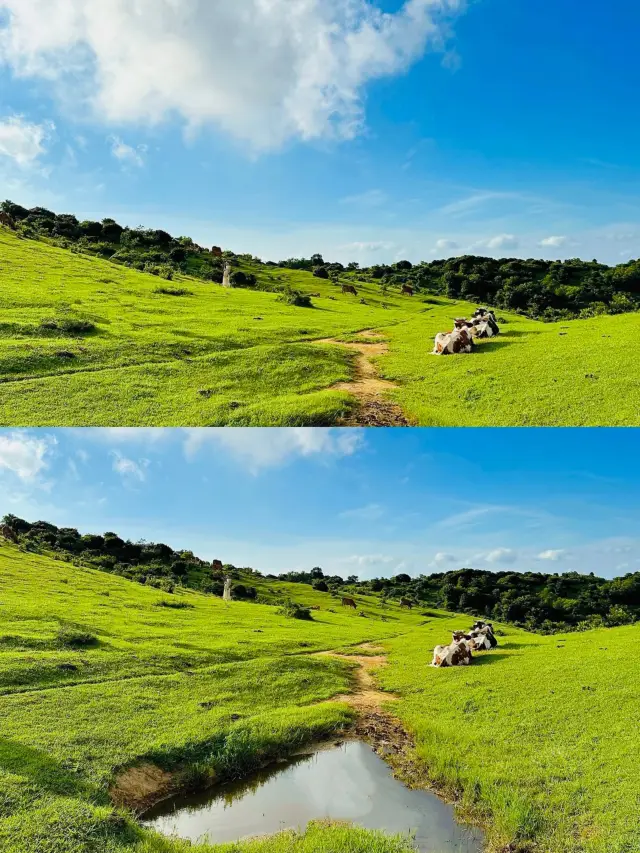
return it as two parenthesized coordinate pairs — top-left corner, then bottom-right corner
(431, 632), (473, 667)
(400, 598), (413, 609)
(432, 328), (474, 355)
(402, 285), (414, 296)
(342, 284), (358, 296)
(0, 212), (15, 230)
(0, 524), (18, 543)
(341, 597), (357, 609)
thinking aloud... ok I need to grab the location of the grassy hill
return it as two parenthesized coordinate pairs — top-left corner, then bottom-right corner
(4, 226), (640, 426)
(1, 539), (639, 853)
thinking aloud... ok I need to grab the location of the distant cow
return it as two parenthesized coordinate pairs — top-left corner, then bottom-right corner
(432, 328), (474, 355)
(0, 212), (15, 230)
(341, 597), (357, 609)
(400, 598), (413, 609)
(0, 524), (18, 543)
(342, 285), (358, 296)
(402, 285), (414, 296)
(431, 632), (473, 667)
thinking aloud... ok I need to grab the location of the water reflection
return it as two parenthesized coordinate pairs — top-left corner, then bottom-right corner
(143, 741), (483, 852)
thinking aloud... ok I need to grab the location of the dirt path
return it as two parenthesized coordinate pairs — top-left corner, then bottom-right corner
(313, 331), (410, 426)
(317, 647), (398, 715)
(315, 644), (419, 763)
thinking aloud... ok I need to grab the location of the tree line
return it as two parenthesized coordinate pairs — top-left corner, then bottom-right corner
(3, 515), (639, 632)
(4, 200), (640, 321)
(280, 253), (640, 321)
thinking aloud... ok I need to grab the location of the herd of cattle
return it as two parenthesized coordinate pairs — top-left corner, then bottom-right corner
(431, 621), (498, 667)
(433, 308), (500, 355)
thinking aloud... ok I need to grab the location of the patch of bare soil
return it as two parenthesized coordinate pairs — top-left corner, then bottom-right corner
(109, 762), (176, 812)
(313, 331), (410, 426)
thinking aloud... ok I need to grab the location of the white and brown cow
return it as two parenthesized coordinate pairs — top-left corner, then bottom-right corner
(431, 631), (473, 667)
(472, 309), (500, 337)
(432, 328), (474, 355)
(467, 621), (498, 650)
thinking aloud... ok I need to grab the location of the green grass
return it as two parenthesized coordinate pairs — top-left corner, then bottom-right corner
(2, 541), (640, 852)
(379, 622), (640, 853)
(5, 227), (640, 425)
(0, 541), (422, 853)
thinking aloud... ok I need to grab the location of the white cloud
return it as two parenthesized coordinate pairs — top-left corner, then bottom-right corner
(183, 428), (364, 473)
(341, 189), (388, 208)
(485, 234), (519, 251)
(485, 547), (517, 564)
(110, 451), (150, 483)
(433, 238), (458, 253)
(539, 235), (568, 248)
(434, 551), (457, 564)
(341, 241), (397, 253)
(109, 136), (147, 168)
(0, 0), (464, 150)
(537, 549), (567, 561)
(0, 115), (54, 165)
(0, 432), (56, 480)
(340, 503), (385, 521)
(346, 553), (396, 567)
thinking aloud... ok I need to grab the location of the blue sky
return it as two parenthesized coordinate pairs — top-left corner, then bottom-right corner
(1, 0), (639, 265)
(1, 427), (639, 580)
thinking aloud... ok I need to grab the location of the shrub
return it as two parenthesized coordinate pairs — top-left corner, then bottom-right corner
(205, 580), (225, 597)
(154, 600), (195, 610)
(230, 270), (257, 288)
(277, 287), (313, 307)
(154, 287), (192, 297)
(56, 626), (99, 648)
(313, 266), (329, 279)
(313, 580), (329, 592)
(233, 584), (257, 600)
(38, 318), (97, 336)
(278, 601), (313, 620)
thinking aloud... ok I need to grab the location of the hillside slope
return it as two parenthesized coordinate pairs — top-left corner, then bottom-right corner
(1, 541), (639, 853)
(4, 227), (640, 425)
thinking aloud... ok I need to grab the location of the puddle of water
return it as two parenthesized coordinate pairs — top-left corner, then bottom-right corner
(143, 741), (484, 852)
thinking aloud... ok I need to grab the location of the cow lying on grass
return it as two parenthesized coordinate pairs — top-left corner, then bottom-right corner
(431, 631), (473, 667)
(433, 309), (500, 354)
(471, 308), (500, 338)
(467, 621), (498, 650)
(432, 327), (474, 355)
(431, 622), (498, 667)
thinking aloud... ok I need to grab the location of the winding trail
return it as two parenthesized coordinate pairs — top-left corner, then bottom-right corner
(313, 331), (410, 426)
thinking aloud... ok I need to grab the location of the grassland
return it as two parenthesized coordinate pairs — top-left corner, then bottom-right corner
(3, 227), (640, 425)
(2, 539), (640, 853)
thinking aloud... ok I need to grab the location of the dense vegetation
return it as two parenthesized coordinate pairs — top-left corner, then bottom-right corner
(5, 516), (639, 635)
(1, 537), (639, 853)
(4, 199), (640, 320)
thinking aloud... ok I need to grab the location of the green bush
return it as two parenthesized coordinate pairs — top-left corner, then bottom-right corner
(277, 287), (313, 307)
(278, 601), (313, 620)
(38, 318), (97, 336)
(154, 600), (195, 610)
(154, 287), (192, 297)
(56, 626), (98, 648)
